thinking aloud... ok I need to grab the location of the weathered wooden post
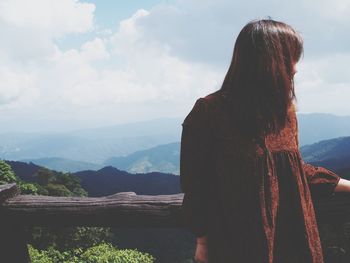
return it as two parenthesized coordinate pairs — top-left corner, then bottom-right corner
(0, 184), (31, 263)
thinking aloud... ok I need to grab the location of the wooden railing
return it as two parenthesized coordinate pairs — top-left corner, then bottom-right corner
(0, 184), (183, 263)
(1, 183), (350, 263)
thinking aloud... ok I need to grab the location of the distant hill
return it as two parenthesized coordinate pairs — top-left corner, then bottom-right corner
(300, 136), (350, 177)
(0, 118), (181, 164)
(5, 160), (42, 183)
(297, 113), (350, 146)
(104, 142), (180, 175)
(20, 157), (103, 173)
(6, 160), (181, 197)
(74, 166), (181, 197)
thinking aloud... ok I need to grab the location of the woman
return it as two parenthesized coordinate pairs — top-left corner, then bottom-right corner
(180, 19), (350, 263)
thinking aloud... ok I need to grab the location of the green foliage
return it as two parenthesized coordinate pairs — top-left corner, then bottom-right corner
(29, 243), (155, 263)
(55, 172), (87, 197)
(19, 183), (39, 194)
(0, 160), (17, 183)
(28, 245), (64, 263)
(55, 173), (80, 192)
(0, 165), (87, 197)
(34, 184), (49, 195)
(36, 168), (55, 185)
(32, 169), (87, 197)
(46, 183), (72, 197)
(0, 160), (38, 194)
(69, 227), (114, 250)
(80, 243), (155, 263)
(31, 227), (114, 251)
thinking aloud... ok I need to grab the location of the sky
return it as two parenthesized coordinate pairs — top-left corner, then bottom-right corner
(0, 0), (349, 132)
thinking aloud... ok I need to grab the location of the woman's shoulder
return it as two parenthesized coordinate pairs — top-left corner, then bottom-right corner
(201, 89), (223, 104)
(289, 101), (297, 112)
(182, 90), (222, 127)
(287, 101), (298, 123)
(193, 90), (224, 114)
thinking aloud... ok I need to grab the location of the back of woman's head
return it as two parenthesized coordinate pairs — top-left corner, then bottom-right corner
(220, 18), (303, 139)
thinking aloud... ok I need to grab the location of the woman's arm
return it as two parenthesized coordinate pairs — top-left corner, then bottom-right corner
(334, 178), (350, 192)
(301, 161), (341, 198)
(195, 236), (209, 263)
(293, 108), (342, 198)
(180, 98), (213, 238)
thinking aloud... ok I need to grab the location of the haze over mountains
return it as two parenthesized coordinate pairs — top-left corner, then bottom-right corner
(19, 157), (103, 173)
(6, 132), (350, 198)
(297, 113), (350, 146)
(0, 117), (181, 165)
(7, 120), (350, 196)
(104, 142), (180, 175)
(2, 113), (350, 174)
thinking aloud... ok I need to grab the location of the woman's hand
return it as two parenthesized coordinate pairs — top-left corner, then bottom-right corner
(194, 236), (209, 263)
(335, 178), (350, 192)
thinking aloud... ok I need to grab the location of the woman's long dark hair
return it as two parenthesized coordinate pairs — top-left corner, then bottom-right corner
(220, 18), (303, 139)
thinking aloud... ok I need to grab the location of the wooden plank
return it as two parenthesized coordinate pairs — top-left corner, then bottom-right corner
(0, 184), (19, 203)
(1, 192), (185, 227)
(1, 185), (350, 227)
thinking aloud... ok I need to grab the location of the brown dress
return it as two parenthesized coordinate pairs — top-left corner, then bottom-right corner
(180, 90), (341, 263)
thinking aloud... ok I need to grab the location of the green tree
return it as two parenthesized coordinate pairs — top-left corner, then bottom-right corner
(20, 183), (39, 194)
(31, 226), (114, 251)
(0, 159), (17, 183)
(80, 243), (155, 263)
(34, 183), (49, 195)
(55, 173), (87, 197)
(28, 243), (155, 263)
(46, 183), (71, 197)
(35, 168), (55, 185)
(0, 160), (37, 194)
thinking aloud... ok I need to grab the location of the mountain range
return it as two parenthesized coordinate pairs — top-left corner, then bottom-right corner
(5, 133), (350, 197)
(300, 136), (350, 175)
(0, 118), (181, 164)
(18, 157), (102, 173)
(297, 113), (350, 146)
(3, 113), (350, 175)
(6, 160), (181, 197)
(104, 142), (180, 175)
(75, 166), (181, 197)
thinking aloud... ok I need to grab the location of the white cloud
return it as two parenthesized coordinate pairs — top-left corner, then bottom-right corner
(295, 52), (350, 114)
(0, 0), (95, 37)
(0, 0), (95, 63)
(0, 5), (221, 127)
(0, 65), (38, 106)
(0, 0), (96, 112)
(306, 0), (350, 22)
(0, 0), (349, 131)
(42, 13), (221, 109)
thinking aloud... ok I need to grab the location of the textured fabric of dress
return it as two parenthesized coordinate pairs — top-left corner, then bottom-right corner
(180, 90), (341, 263)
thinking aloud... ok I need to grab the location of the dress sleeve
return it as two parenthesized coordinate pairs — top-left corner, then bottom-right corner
(293, 107), (341, 198)
(180, 98), (213, 238)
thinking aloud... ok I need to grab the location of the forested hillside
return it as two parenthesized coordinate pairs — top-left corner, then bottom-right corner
(300, 136), (350, 177)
